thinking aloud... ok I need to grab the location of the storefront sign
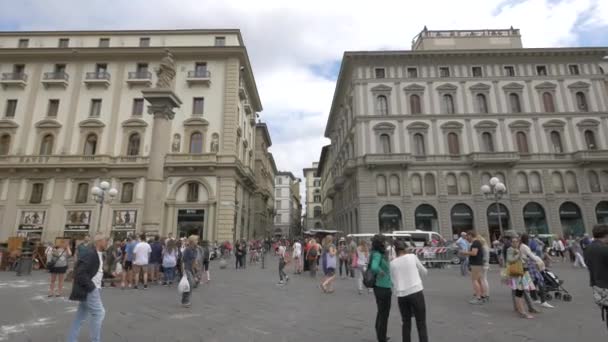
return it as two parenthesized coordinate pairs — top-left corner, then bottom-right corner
(65, 210), (91, 231)
(523, 210), (544, 218)
(559, 210), (580, 218)
(112, 210), (137, 230)
(18, 211), (45, 231)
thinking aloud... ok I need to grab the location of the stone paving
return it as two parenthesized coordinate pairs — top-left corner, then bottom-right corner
(0, 257), (604, 342)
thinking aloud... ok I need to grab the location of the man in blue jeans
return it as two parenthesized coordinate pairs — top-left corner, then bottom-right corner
(456, 232), (470, 276)
(67, 233), (108, 342)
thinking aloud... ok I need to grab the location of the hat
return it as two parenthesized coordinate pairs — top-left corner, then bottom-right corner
(339, 237), (345, 242)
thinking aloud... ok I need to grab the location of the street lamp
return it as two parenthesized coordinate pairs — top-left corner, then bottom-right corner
(481, 176), (507, 235)
(91, 181), (118, 233)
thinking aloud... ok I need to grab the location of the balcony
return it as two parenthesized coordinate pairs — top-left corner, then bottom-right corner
(467, 152), (520, 167)
(127, 71), (152, 87)
(573, 150), (608, 165)
(165, 153), (218, 168)
(84, 71), (111, 88)
(0, 73), (27, 88)
(343, 159), (357, 176)
(239, 84), (247, 100)
(518, 153), (572, 163)
(42, 72), (69, 88)
(333, 176), (345, 191)
(363, 153), (412, 169)
(186, 70), (211, 86)
(244, 102), (253, 115)
(0, 155), (149, 169)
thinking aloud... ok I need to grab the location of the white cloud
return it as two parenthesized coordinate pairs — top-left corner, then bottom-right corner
(2, 0), (606, 205)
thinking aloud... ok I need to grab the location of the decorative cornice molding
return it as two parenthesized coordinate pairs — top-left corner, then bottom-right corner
(79, 118), (105, 128)
(34, 119), (62, 129)
(0, 120), (19, 129)
(403, 83), (426, 92)
(373, 122), (396, 131)
(542, 119), (566, 128)
(406, 122), (430, 130)
(508, 120), (532, 129)
(534, 81), (557, 90)
(440, 121), (464, 130)
(183, 117), (209, 127)
(576, 118), (600, 128)
(436, 83), (458, 92)
(468, 83), (491, 92)
(567, 81), (591, 89)
(121, 118), (148, 128)
(473, 120), (498, 129)
(370, 84), (393, 93)
(502, 82), (525, 91)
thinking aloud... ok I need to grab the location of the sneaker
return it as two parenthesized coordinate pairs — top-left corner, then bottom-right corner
(481, 296), (490, 303)
(143, 285), (148, 290)
(133, 286), (138, 290)
(276, 281), (285, 286)
(533, 299), (541, 304)
(540, 302), (555, 309)
(285, 276), (289, 283)
(162, 282), (168, 286)
(469, 298), (483, 305)
(182, 303), (191, 308)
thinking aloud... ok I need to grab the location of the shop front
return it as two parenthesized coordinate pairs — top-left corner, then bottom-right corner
(559, 202), (585, 237)
(17, 210), (46, 243)
(451, 203), (474, 236)
(414, 204), (438, 232)
(378, 204), (402, 233)
(111, 209), (137, 240)
(64, 210), (92, 250)
(177, 209), (205, 238)
(486, 203), (510, 241)
(523, 202), (549, 235)
(596, 201), (608, 224)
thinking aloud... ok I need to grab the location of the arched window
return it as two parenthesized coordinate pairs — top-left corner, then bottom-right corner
(542, 92), (555, 112)
(565, 171), (578, 193)
(186, 182), (199, 202)
(0, 134), (11, 155)
(121, 182), (134, 203)
(126, 133), (140, 156)
(575, 92), (588, 112)
(411, 174), (422, 195)
(584, 130), (597, 150)
(443, 94), (455, 114)
(189, 132), (203, 154)
(516, 131), (529, 154)
(389, 174), (401, 196)
(530, 172), (543, 194)
(313, 206), (322, 218)
(459, 173), (471, 194)
(509, 93), (522, 113)
(476, 93), (488, 113)
(409, 94), (421, 114)
(481, 132), (494, 152)
(413, 133), (425, 156)
(602, 171), (608, 192)
(39, 134), (54, 155)
(83, 133), (97, 155)
(378, 205), (402, 233)
(517, 172), (529, 194)
(424, 173), (436, 195)
(550, 131), (563, 153)
(376, 95), (388, 115)
(447, 132), (460, 155)
(481, 172), (492, 188)
(376, 175), (387, 196)
(588, 170), (601, 193)
(75, 183), (89, 203)
(380, 134), (391, 153)
(446, 173), (458, 195)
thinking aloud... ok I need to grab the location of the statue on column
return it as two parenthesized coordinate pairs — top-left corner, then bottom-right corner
(210, 133), (220, 153)
(156, 49), (176, 89)
(172, 134), (181, 153)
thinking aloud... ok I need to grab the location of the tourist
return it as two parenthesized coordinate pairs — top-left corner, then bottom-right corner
(306, 238), (320, 277)
(47, 239), (71, 297)
(583, 224), (608, 330)
(277, 241), (289, 286)
(456, 232), (470, 276)
(348, 237), (358, 277)
(338, 238), (349, 279)
(67, 233), (108, 342)
(103, 240), (121, 288)
(355, 240), (371, 294)
(390, 240), (428, 342)
(132, 234), (151, 290)
(162, 239), (178, 286)
(121, 236), (136, 289)
(320, 243), (337, 293)
(76, 235), (91, 260)
(461, 230), (486, 304)
(292, 239), (302, 274)
(480, 234), (491, 303)
(319, 235), (335, 290)
(201, 240), (211, 283)
(520, 234), (553, 309)
(149, 235), (163, 284)
(572, 238), (587, 268)
(370, 235), (392, 342)
(181, 236), (197, 307)
(235, 241), (244, 269)
(506, 236), (536, 319)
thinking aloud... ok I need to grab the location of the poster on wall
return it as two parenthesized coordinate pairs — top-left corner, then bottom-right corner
(112, 210), (137, 230)
(18, 210), (46, 231)
(65, 210), (91, 231)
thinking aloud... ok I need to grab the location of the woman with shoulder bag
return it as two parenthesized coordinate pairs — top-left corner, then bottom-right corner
(370, 235), (392, 342)
(47, 240), (71, 297)
(506, 237), (535, 319)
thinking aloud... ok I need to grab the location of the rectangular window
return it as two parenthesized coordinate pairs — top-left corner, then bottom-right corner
(277, 178), (282, 185)
(13, 64), (25, 74)
(275, 189), (281, 197)
(136, 63), (148, 73)
(568, 64), (580, 75)
(214, 36), (226, 46)
(98, 38), (110, 47)
(192, 97), (204, 115)
(439, 67), (450, 78)
(5, 99), (17, 118)
(407, 67), (418, 78)
(30, 183), (44, 204)
(472, 66), (483, 77)
(504, 66), (516, 77)
(95, 63), (107, 73)
(58, 38), (69, 48)
(54, 64), (66, 73)
(276, 214), (282, 223)
(314, 195), (321, 203)
(75, 183), (89, 203)
(89, 99), (102, 117)
(18, 39), (29, 48)
(47, 99), (59, 117)
(186, 183), (199, 202)
(132, 98), (144, 116)
(536, 65), (547, 76)
(276, 201), (281, 209)
(139, 37), (150, 47)
(374, 68), (386, 79)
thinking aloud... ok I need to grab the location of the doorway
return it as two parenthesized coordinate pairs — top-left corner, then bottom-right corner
(177, 209), (205, 239)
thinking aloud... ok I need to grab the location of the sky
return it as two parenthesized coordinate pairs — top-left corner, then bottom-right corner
(1, 0), (608, 204)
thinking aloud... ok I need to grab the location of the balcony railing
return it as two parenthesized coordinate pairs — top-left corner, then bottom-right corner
(364, 153), (412, 168)
(43, 72), (69, 80)
(187, 70), (211, 78)
(572, 150), (608, 164)
(1, 72), (27, 81)
(128, 71), (152, 79)
(86, 71), (111, 80)
(467, 152), (520, 166)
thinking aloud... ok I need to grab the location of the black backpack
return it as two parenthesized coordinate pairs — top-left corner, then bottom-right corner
(363, 267), (376, 288)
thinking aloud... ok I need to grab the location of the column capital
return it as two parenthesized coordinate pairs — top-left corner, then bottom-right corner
(147, 104), (176, 120)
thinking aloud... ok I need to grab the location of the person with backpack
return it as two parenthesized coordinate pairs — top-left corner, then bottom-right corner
(583, 224), (608, 330)
(306, 239), (320, 277)
(369, 235), (392, 342)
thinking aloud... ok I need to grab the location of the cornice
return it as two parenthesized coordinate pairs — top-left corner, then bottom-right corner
(35, 119), (62, 129)
(79, 118), (105, 128)
(0, 119), (19, 129)
(121, 118), (148, 128)
(183, 117), (209, 127)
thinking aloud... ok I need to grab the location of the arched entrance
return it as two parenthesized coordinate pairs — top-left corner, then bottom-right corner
(379, 205), (402, 233)
(559, 202), (585, 237)
(451, 203), (474, 237)
(596, 201), (608, 224)
(487, 203), (510, 242)
(414, 204), (438, 232)
(523, 202), (548, 235)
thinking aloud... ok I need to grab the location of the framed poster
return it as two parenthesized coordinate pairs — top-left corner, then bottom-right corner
(65, 210), (91, 231)
(112, 210), (137, 230)
(18, 210), (45, 231)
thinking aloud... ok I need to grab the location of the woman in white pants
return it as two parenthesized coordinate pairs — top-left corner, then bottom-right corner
(354, 240), (370, 294)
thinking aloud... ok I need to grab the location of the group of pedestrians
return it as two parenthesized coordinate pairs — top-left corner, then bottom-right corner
(552, 234), (591, 268)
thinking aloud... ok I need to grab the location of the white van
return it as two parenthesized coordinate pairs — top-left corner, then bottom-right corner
(392, 230), (444, 247)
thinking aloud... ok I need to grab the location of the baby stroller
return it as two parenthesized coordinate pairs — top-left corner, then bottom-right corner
(541, 270), (572, 302)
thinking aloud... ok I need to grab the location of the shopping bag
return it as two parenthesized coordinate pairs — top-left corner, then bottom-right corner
(178, 274), (190, 293)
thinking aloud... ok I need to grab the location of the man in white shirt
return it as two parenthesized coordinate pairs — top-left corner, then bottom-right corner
(132, 234), (152, 289)
(390, 240), (429, 342)
(292, 240), (302, 274)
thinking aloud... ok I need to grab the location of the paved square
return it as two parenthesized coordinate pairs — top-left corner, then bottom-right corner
(0, 258), (603, 342)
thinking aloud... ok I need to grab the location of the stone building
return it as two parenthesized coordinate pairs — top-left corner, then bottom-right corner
(273, 172), (301, 237)
(319, 27), (608, 241)
(252, 123), (277, 239)
(0, 29), (264, 243)
(303, 162), (323, 229)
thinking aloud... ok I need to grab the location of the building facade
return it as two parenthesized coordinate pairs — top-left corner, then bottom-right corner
(0, 29), (264, 243)
(320, 27), (608, 241)
(303, 162), (323, 229)
(273, 172), (301, 237)
(252, 123), (277, 239)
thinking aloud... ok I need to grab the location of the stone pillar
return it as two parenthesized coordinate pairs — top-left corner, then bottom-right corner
(141, 90), (181, 234)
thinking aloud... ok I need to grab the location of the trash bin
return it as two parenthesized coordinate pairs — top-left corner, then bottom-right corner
(16, 251), (33, 276)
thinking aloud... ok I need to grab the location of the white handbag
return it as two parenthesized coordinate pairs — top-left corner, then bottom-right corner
(178, 274), (190, 294)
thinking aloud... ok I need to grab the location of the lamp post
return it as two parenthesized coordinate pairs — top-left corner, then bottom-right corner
(481, 176), (507, 236)
(91, 181), (118, 233)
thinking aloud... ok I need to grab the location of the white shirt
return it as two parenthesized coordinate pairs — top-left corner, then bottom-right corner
(390, 254), (427, 298)
(92, 251), (104, 289)
(278, 245), (286, 258)
(133, 241), (151, 265)
(293, 242), (302, 257)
